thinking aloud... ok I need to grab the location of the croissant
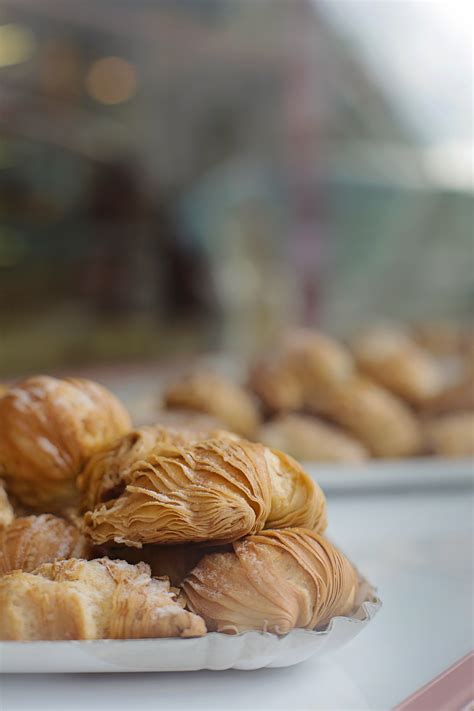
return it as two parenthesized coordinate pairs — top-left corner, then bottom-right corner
(163, 372), (260, 437)
(0, 480), (14, 529)
(259, 414), (368, 463)
(0, 514), (91, 576)
(308, 376), (421, 458)
(183, 528), (358, 634)
(422, 363), (474, 416)
(249, 329), (353, 414)
(0, 557), (206, 640)
(0, 376), (131, 510)
(351, 326), (443, 405)
(80, 432), (326, 546)
(423, 413), (474, 457)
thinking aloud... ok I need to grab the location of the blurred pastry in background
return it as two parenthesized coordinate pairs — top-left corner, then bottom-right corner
(163, 372), (260, 437)
(308, 376), (422, 458)
(0, 481), (14, 529)
(0, 557), (206, 640)
(0, 376), (131, 511)
(152, 408), (226, 433)
(412, 321), (474, 357)
(423, 413), (474, 457)
(183, 528), (357, 634)
(249, 328), (353, 414)
(259, 414), (368, 463)
(421, 360), (474, 416)
(0, 514), (90, 576)
(351, 325), (444, 406)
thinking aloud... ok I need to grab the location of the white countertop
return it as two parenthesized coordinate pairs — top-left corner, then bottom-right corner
(1, 487), (472, 711)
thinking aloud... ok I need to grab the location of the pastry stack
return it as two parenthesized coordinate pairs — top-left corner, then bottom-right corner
(0, 375), (360, 640)
(156, 323), (473, 462)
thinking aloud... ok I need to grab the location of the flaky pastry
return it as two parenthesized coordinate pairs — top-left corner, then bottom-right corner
(0, 480), (14, 529)
(351, 326), (443, 405)
(423, 413), (474, 457)
(0, 557), (206, 640)
(163, 372), (260, 437)
(80, 431), (326, 546)
(259, 414), (368, 463)
(0, 376), (131, 510)
(183, 528), (357, 634)
(0, 514), (90, 576)
(308, 376), (421, 458)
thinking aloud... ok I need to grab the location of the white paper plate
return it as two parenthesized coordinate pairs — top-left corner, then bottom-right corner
(305, 457), (474, 494)
(0, 588), (380, 673)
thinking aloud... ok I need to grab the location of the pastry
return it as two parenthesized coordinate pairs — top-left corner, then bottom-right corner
(105, 543), (220, 586)
(0, 376), (131, 510)
(423, 413), (474, 457)
(163, 372), (260, 437)
(0, 557), (206, 640)
(153, 409), (226, 432)
(80, 433), (326, 546)
(183, 528), (357, 634)
(308, 376), (421, 458)
(412, 322), (474, 356)
(249, 329), (353, 413)
(259, 414), (368, 462)
(422, 363), (474, 416)
(351, 326), (444, 405)
(0, 514), (90, 576)
(0, 481), (14, 529)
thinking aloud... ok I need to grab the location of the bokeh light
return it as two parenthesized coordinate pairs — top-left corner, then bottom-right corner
(0, 24), (36, 68)
(85, 56), (137, 105)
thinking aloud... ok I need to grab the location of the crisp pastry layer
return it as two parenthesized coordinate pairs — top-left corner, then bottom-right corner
(163, 372), (260, 437)
(80, 430), (326, 546)
(0, 557), (206, 640)
(249, 329), (353, 414)
(183, 528), (357, 634)
(0, 376), (131, 510)
(0, 514), (90, 576)
(351, 326), (444, 405)
(308, 376), (421, 458)
(259, 414), (368, 463)
(0, 481), (14, 529)
(423, 412), (474, 457)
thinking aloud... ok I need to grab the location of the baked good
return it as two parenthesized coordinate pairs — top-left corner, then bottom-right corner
(183, 528), (357, 634)
(423, 413), (474, 457)
(249, 329), (353, 414)
(308, 376), (421, 458)
(163, 372), (260, 437)
(104, 543), (220, 586)
(80, 433), (326, 546)
(0, 557), (206, 640)
(422, 362), (474, 416)
(351, 326), (443, 405)
(0, 514), (90, 576)
(0, 481), (14, 529)
(0, 376), (131, 510)
(259, 414), (368, 462)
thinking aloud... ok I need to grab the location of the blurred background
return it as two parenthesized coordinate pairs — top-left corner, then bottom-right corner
(0, 0), (472, 377)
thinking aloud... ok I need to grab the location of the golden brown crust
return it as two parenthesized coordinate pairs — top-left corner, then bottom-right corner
(163, 372), (260, 437)
(80, 428), (326, 546)
(0, 481), (14, 529)
(0, 514), (91, 576)
(421, 363), (474, 416)
(183, 528), (357, 634)
(259, 414), (369, 463)
(308, 376), (422, 458)
(351, 327), (444, 405)
(0, 557), (206, 640)
(423, 413), (474, 457)
(81, 437), (274, 547)
(0, 376), (131, 510)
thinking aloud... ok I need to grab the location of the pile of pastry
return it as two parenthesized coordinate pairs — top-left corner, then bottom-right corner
(157, 324), (474, 462)
(0, 376), (359, 641)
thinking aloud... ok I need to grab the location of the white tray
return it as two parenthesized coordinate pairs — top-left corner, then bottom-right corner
(0, 590), (380, 673)
(305, 457), (474, 494)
